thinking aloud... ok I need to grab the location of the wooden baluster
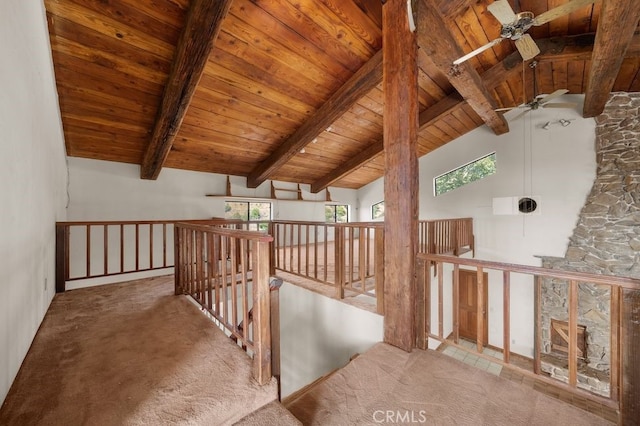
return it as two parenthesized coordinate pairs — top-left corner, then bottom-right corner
(438, 262), (444, 339)
(428, 221), (435, 254)
(375, 228), (385, 314)
(348, 227), (355, 289)
(149, 223), (154, 269)
(120, 224), (124, 273)
(241, 240), (250, 342)
(135, 224), (139, 272)
(195, 231), (204, 304)
(213, 234), (221, 316)
(103, 225), (108, 276)
(415, 257), (427, 350)
(206, 232), (214, 310)
(335, 226), (345, 299)
(476, 267), (484, 353)
(323, 225), (328, 282)
(186, 230), (192, 295)
(452, 220), (459, 256)
(289, 223), (294, 273)
(230, 237), (238, 332)
(86, 225), (91, 278)
(314, 225), (319, 280)
(270, 278), (283, 399)
(163, 223), (167, 268)
(425, 261), (432, 341)
(568, 280), (578, 387)
(359, 227), (366, 290)
(534, 275), (542, 374)
(503, 270), (511, 364)
(221, 236), (228, 325)
(304, 223), (311, 277)
(453, 263), (459, 344)
(268, 222), (275, 276)
(173, 226), (179, 295)
(55, 223), (69, 293)
(297, 223), (301, 275)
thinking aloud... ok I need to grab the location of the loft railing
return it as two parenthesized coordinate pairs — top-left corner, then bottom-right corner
(55, 220), (177, 292)
(415, 252), (640, 414)
(54, 219), (248, 292)
(174, 222), (274, 385)
(271, 221), (384, 314)
(418, 218), (474, 256)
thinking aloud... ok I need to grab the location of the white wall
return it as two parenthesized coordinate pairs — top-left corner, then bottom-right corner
(67, 157), (358, 222)
(279, 282), (383, 398)
(0, 1), (68, 404)
(357, 97), (597, 355)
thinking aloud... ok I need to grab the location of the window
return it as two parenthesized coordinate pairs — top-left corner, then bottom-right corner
(225, 202), (271, 230)
(434, 152), (496, 196)
(325, 204), (348, 223)
(372, 201), (384, 220)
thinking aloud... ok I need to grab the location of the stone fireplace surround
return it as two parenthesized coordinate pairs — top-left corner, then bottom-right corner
(539, 92), (640, 396)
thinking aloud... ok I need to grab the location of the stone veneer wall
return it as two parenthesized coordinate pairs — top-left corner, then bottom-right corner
(539, 93), (640, 393)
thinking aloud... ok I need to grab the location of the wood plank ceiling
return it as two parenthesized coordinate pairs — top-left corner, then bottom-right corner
(45, 0), (640, 191)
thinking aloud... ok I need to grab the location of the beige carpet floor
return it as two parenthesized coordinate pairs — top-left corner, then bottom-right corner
(285, 342), (615, 425)
(0, 275), (280, 425)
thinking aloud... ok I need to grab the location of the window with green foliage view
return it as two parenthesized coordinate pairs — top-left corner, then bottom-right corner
(225, 202), (271, 230)
(372, 201), (384, 220)
(434, 152), (496, 196)
(325, 205), (348, 223)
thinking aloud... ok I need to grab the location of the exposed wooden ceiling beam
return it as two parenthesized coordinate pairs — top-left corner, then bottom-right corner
(311, 32), (633, 193)
(311, 139), (383, 193)
(140, 0), (232, 180)
(310, 93), (464, 193)
(246, 50), (383, 188)
(416, 0), (509, 135)
(583, 0), (640, 118)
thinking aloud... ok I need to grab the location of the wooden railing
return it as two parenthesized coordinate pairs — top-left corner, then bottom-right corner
(174, 222), (274, 385)
(415, 253), (640, 414)
(55, 220), (177, 292)
(418, 218), (474, 256)
(271, 221), (384, 313)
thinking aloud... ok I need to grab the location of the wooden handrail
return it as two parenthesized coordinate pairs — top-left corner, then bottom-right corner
(416, 252), (640, 413)
(174, 222), (274, 385)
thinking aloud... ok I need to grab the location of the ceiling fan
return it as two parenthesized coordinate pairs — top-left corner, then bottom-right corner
(495, 61), (576, 120)
(453, 0), (598, 65)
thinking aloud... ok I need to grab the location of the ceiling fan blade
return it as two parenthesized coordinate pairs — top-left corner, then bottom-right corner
(453, 38), (505, 65)
(533, 0), (597, 26)
(514, 34), (540, 61)
(495, 107), (518, 112)
(542, 102), (578, 108)
(539, 89), (570, 104)
(487, 0), (517, 25)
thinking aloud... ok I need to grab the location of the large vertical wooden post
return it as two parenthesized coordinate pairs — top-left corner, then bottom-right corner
(252, 239), (272, 385)
(382, 0), (419, 351)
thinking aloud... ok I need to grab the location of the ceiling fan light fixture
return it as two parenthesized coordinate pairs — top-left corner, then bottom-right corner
(559, 119), (571, 127)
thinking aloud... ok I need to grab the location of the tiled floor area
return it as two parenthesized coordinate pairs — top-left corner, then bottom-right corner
(438, 339), (619, 424)
(440, 339), (504, 376)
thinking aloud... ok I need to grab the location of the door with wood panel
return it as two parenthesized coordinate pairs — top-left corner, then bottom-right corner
(457, 269), (488, 345)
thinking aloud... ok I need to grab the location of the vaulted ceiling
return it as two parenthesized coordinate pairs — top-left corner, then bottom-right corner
(44, 0), (640, 190)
